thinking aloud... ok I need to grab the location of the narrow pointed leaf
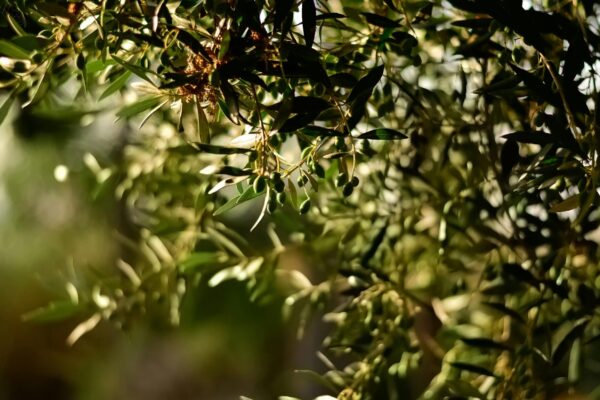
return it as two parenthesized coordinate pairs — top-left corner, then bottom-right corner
(0, 39), (30, 59)
(22, 301), (83, 323)
(190, 143), (255, 155)
(550, 194), (580, 213)
(195, 97), (210, 143)
(459, 337), (512, 351)
(450, 362), (498, 378)
(0, 93), (15, 127)
(111, 55), (155, 84)
(116, 96), (163, 119)
(302, 0), (317, 47)
(362, 12), (399, 28)
(99, 70), (131, 100)
(347, 64), (384, 103)
(552, 317), (590, 365)
(23, 60), (53, 107)
(502, 131), (554, 145)
(214, 191), (263, 216)
(302, 125), (344, 137)
(6, 13), (27, 36)
(139, 99), (168, 129)
(272, 97), (294, 132)
(357, 128), (407, 140)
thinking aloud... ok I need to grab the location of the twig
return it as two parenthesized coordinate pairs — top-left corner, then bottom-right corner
(539, 53), (582, 141)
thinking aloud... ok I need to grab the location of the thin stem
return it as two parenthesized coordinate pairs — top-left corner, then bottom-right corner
(539, 53), (582, 141)
(250, 84), (269, 175)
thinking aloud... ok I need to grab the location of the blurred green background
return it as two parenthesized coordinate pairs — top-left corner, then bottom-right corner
(0, 104), (322, 400)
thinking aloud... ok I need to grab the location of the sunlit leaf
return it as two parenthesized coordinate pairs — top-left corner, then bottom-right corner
(139, 99), (169, 128)
(0, 39), (31, 59)
(99, 70), (132, 100)
(0, 93), (15, 127)
(6, 13), (27, 36)
(550, 194), (580, 213)
(112, 55), (156, 84)
(23, 59), (53, 107)
(196, 101), (210, 143)
(116, 96), (164, 119)
(214, 191), (263, 216)
(552, 317), (590, 365)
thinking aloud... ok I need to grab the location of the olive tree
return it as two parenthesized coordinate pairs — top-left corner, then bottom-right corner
(3, 0), (600, 398)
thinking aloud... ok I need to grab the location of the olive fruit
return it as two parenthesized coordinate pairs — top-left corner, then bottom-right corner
(313, 163), (325, 178)
(273, 179), (285, 193)
(336, 173), (348, 187)
(12, 61), (28, 73)
(268, 198), (277, 213)
(276, 192), (286, 204)
(76, 53), (85, 70)
(297, 175), (308, 187)
(272, 172), (285, 192)
(253, 176), (266, 193)
(343, 182), (354, 197)
(533, 112), (545, 127)
(299, 198), (311, 214)
(94, 36), (105, 50)
(269, 134), (280, 146)
(412, 55), (422, 67)
(31, 52), (44, 64)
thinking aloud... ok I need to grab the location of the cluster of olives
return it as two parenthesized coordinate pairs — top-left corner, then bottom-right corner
(248, 160), (360, 216)
(335, 172), (360, 197)
(250, 171), (290, 213)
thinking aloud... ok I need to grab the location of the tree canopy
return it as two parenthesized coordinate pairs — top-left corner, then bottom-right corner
(3, 0), (600, 398)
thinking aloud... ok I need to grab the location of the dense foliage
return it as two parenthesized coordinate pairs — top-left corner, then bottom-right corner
(2, 0), (600, 398)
